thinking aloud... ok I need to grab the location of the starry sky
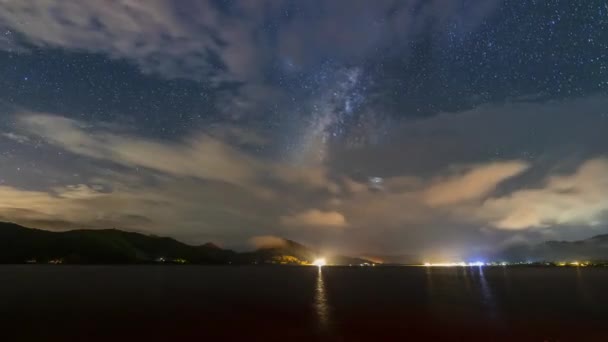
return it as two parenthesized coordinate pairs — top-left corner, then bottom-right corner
(0, 0), (607, 259)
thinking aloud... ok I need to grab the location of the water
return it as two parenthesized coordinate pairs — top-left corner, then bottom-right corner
(1, 266), (607, 341)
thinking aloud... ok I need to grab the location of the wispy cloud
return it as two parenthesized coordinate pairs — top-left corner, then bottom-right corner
(423, 161), (529, 206)
(1, 132), (30, 144)
(280, 209), (347, 229)
(249, 235), (288, 249)
(0, 1), (259, 82)
(19, 113), (264, 186)
(477, 158), (608, 230)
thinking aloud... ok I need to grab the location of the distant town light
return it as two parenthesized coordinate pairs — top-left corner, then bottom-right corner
(313, 258), (327, 267)
(468, 261), (485, 267)
(422, 261), (486, 267)
(423, 262), (466, 267)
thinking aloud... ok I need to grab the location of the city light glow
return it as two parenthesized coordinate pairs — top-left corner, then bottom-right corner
(423, 262), (466, 267)
(422, 260), (596, 267)
(423, 261), (486, 267)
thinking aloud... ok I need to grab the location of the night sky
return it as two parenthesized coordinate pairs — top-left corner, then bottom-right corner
(0, 0), (607, 259)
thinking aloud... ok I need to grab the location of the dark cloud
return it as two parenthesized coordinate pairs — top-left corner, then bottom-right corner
(0, 1), (500, 79)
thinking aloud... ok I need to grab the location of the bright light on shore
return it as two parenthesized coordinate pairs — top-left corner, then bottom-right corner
(469, 261), (485, 267)
(313, 258), (327, 267)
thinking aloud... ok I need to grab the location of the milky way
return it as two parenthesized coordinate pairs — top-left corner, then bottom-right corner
(288, 67), (371, 164)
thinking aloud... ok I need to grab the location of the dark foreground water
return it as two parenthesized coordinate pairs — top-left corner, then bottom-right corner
(1, 266), (608, 341)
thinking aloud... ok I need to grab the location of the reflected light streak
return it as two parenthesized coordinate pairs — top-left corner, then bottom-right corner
(461, 266), (472, 293)
(576, 266), (593, 304)
(315, 267), (330, 331)
(425, 265), (433, 288)
(477, 266), (501, 325)
(478, 266), (494, 306)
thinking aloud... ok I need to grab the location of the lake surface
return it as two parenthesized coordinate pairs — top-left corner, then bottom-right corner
(1, 266), (607, 341)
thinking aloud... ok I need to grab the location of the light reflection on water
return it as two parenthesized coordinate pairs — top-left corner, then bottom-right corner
(425, 265), (434, 291)
(501, 265), (512, 295)
(576, 267), (592, 304)
(476, 266), (504, 328)
(426, 266), (503, 326)
(477, 266), (495, 307)
(308, 266), (601, 336)
(315, 267), (330, 331)
(461, 266), (472, 293)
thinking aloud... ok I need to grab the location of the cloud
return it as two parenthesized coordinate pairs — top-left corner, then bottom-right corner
(332, 161), (530, 231)
(477, 158), (608, 230)
(0, 0), (265, 82)
(1, 132), (30, 144)
(4, 97), (608, 254)
(207, 124), (268, 147)
(0, 174), (281, 246)
(2, 111), (352, 245)
(319, 155), (608, 254)
(0, 183), (121, 230)
(424, 161), (529, 206)
(277, 0), (500, 67)
(0, 0), (500, 81)
(16, 112), (347, 196)
(18, 113), (262, 186)
(330, 96), (608, 180)
(0, 0), (502, 120)
(249, 235), (288, 249)
(280, 209), (347, 229)
(4, 112), (608, 253)
(274, 165), (340, 194)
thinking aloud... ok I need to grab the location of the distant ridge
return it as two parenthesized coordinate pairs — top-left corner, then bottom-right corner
(497, 233), (608, 262)
(0, 222), (370, 265)
(0, 222), (234, 264)
(203, 242), (222, 249)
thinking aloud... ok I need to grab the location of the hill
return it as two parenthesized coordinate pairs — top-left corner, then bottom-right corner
(497, 234), (608, 262)
(0, 222), (234, 264)
(0, 222), (371, 265)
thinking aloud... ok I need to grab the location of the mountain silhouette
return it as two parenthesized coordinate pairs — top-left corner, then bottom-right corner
(0, 222), (370, 265)
(497, 234), (608, 262)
